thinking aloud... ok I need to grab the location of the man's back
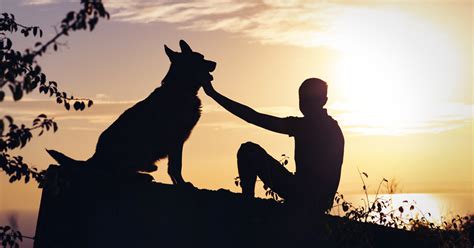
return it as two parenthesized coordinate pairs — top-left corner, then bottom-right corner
(285, 109), (345, 208)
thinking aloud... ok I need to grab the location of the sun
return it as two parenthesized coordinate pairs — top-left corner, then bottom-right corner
(322, 6), (465, 135)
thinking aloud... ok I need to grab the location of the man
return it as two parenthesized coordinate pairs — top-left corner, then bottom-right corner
(202, 78), (344, 213)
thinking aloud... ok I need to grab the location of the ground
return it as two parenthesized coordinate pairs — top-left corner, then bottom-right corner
(33, 165), (469, 248)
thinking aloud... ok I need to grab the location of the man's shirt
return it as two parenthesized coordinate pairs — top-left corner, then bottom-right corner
(283, 109), (345, 200)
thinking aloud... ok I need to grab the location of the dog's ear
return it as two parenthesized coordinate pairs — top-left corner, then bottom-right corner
(179, 40), (193, 53)
(164, 45), (177, 61)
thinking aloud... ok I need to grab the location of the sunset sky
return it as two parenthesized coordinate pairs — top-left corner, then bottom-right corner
(0, 0), (472, 215)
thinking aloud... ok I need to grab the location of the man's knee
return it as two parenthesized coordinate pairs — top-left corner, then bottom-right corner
(237, 141), (265, 160)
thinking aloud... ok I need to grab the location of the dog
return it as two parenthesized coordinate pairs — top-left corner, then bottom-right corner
(47, 40), (216, 185)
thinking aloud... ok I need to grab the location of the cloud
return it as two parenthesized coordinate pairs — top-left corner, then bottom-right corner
(201, 104), (225, 114)
(94, 93), (109, 100)
(108, 0), (256, 24)
(0, 99), (134, 128)
(98, 0), (341, 47)
(21, 0), (59, 5)
(203, 104), (299, 116)
(255, 106), (300, 117)
(329, 102), (473, 136)
(199, 121), (250, 130)
(1, 98), (471, 136)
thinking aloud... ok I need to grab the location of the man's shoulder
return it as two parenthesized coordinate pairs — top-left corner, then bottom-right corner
(283, 116), (302, 137)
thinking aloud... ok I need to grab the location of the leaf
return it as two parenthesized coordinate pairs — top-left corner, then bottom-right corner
(9, 175), (16, 183)
(53, 122), (58, 132)
(342, 203), (349, 212)
(362, 172), (368, 178)
(87, 100), (93, 107)
(64, 102), (70, 110)
(66, 11), (75, 21)
(9, 84), (23, 101)
(5, 115), (13, 124)
(5, 38), (12, 50)
(73, 101), (81, 110)
(398, 206), (404, 213)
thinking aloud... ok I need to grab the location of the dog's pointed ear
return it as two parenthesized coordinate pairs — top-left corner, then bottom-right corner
(164, 45), (177, 61)
(179, 40), (193, 53)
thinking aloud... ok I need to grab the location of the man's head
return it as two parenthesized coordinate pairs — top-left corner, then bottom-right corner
(299, 78), (328, 116)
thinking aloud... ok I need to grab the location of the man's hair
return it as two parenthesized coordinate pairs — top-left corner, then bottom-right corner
(299, 78), (328, 100)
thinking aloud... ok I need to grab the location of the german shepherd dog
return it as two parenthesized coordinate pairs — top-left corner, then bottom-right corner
(47, 40), (216, 185)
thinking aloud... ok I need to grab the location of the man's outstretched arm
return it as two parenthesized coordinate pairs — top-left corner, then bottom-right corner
(203, 82), (290, 135)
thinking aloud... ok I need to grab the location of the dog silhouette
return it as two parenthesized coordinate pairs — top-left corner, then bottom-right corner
(47, 40), (216, 185)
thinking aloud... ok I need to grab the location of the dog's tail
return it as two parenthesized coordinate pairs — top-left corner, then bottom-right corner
(46, 149), (85, 167)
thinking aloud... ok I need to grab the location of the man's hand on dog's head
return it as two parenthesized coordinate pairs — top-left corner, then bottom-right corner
(202, 80), (215, 95)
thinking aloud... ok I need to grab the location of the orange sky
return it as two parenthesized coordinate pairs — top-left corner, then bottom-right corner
(0, 0), (472, 213)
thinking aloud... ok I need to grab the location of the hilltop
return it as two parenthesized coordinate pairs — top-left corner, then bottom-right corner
(33, 165), (468, 248)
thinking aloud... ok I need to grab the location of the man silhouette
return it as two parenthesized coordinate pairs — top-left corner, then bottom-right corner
(202, 78), (344, 213)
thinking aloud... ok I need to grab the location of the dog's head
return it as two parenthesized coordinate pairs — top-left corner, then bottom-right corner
(162, 40), (216, 91)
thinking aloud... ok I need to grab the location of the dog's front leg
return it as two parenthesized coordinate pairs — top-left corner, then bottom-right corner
(168, 142), (185, 185)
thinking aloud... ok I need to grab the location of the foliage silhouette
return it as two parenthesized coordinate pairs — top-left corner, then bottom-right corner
(240, 169), (472, 246)
(0, 225), (23, 248)
(329, 171), (472, 246)
(0, 1), (108, 184)
(1, 1), (109, 246)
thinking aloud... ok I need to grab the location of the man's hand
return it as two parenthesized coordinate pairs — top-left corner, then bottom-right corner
(202, 80), (215, 96)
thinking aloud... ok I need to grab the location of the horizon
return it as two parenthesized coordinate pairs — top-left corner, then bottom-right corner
(0, 0), (472, 222)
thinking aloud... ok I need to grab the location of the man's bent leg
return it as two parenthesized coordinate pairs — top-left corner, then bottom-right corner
(237, 142), (260, 197)
(237, 142), (294, 199)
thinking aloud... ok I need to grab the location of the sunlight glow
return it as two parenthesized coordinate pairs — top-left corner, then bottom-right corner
(322, 7), (469, 135)
(383, 193), (443, 224)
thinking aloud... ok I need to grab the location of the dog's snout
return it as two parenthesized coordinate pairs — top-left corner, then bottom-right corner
(207, 61), (216, 72)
